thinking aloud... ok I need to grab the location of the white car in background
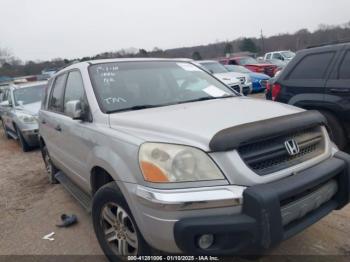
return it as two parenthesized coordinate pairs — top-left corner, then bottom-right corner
(264, 50), (295, 63)
(196, 60), (252, 95)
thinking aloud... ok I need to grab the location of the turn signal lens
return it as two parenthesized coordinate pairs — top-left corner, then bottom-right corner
(140, 161), (169, 182)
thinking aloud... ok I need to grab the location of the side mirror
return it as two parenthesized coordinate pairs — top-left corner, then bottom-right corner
(209, 69), (214, 74)
(65, 100), (83, 120)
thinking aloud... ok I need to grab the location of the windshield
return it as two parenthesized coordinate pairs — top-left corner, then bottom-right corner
(89, 61), (235, 113)
(281, 51), (295, 59)
(199, 62), (228, 74)
(225, 65), (252, 73)
(13, 85), (46, 106)
(239, 57), (258, 65)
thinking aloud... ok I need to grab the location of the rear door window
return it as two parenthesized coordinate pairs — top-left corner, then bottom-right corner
(339, 51), (350, 79)
(48, 74), (67, 112)
(288, 52), (335, 80)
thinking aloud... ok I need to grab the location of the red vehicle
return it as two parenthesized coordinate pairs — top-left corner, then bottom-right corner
(219, 56), (277, 77)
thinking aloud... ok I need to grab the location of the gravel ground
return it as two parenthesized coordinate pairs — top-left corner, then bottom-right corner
(0, 92), (350, 259)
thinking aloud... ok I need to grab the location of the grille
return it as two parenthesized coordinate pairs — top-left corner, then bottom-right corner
(238, 126), (325, 176)
(230, 85), (240, 93)
(242, 86), (250, 95)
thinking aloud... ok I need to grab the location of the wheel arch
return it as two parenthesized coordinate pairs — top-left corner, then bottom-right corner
(90, 166), (116, 195)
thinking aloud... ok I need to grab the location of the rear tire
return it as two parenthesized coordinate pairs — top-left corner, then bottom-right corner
(319, 110), (347, 150)
(92, 182), (151, 261)
(41, 145), (59, 184)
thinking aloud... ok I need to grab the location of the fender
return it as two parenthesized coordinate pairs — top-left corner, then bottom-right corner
(87, 144), (141, 188)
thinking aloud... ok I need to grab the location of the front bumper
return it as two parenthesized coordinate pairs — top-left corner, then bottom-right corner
(21, 128), (39, 146)
(173, 151), (350, 255)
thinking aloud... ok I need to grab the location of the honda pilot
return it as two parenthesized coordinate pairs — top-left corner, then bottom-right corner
(39, 58), (350, 260)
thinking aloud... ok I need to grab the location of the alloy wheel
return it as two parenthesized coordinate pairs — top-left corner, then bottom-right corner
(100, 202), (138, 256)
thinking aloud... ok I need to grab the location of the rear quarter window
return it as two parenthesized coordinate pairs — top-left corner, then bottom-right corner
(288, 52), (335, 80)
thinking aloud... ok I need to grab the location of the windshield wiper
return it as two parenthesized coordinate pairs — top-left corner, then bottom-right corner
(106, 95), (235, 113)
(106, 104), (160, 113)
(177, 95), (235, 105)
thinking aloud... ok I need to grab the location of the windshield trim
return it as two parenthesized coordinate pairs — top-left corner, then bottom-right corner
(88, 60), (237, 114)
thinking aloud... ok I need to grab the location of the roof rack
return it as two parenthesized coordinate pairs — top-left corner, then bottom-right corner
(307, 39), (350, 49)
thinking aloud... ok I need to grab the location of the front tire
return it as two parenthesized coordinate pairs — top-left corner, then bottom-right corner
(1, 120), (11, 139)
(92, 182), (151, 261)
(15, 126), (31, 152)
(319, 110), (347, 150)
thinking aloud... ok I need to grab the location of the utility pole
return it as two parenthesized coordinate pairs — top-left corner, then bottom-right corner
(260, 29), (265, 54)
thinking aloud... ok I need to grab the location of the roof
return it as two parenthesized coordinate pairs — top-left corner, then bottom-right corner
(10, 81), (48, 90)
(54, 57), (195, 76)
(306, 40), (350, 49)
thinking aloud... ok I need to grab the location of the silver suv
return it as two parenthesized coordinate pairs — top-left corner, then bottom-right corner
(39, 59), (350, 259)
(0, 81), (47, 151)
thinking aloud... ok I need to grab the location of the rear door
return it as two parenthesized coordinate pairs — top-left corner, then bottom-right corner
(277, 47), (337, 105)
(325, 46), (350, 129)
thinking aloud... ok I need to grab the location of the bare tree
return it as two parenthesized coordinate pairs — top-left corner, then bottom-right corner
(0, 47), (13, 67)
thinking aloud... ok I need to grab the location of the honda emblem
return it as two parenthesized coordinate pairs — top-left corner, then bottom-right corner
(284, 139), (300, 156)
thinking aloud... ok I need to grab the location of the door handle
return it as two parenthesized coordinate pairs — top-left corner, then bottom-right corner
(330, 88), (350, 93)
(41, 119), (46, 124)
(54, 125), (62, 132)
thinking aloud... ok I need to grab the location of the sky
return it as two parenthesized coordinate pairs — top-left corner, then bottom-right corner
(1, 0), (350, 62)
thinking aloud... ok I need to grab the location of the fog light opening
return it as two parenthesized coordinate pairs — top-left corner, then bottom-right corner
(198, 234), (214, 249)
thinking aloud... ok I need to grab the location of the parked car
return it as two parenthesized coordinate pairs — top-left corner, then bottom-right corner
(219, 56), (277, 77)
(264, 50), (295, 63)
(224, 64), (270, 93)
(39, 58), (350, 259)
(196, 60), (252, 95)
(267, 42), (350, 150)
(0, 81), (47, 151)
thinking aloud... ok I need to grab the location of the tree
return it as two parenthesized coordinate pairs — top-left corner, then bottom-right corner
(191, 51), (202, 60)
(0, 47), (13, 67)
(224, 43), (233, 55)
(239, 38), (259, 53)
(138, 49), (148, 57)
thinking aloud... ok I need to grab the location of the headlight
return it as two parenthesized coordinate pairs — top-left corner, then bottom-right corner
(17, 113), (37, 123)
(139, 143), (225, 183)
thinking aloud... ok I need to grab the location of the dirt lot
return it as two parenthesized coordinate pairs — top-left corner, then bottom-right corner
(0, 93), (350, 259)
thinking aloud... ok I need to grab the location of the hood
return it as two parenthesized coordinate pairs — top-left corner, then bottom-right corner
(247, 63), (276, 67)
(109, 97), (303, 151)
(249, 72), (270, 80)
(213, 73), (240, 86)
(16, 101), (41, 115)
